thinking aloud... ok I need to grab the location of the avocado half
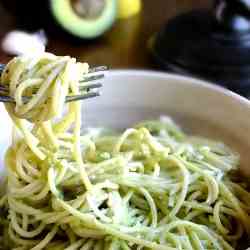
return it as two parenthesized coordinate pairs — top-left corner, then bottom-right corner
(49, 0), (117, 39)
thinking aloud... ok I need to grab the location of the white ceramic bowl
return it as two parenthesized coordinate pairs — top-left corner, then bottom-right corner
(1, 70), (250, 177)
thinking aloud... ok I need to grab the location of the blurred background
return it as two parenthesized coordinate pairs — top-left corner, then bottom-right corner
(0, 0), (211, 69)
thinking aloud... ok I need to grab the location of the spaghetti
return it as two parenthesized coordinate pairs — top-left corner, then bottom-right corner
(0, 53), (250, 250)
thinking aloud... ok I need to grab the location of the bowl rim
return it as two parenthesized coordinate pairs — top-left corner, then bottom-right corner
(107, 69), (250, 108)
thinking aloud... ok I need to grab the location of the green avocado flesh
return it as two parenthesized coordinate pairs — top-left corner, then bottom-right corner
(50, 0), (117, 39)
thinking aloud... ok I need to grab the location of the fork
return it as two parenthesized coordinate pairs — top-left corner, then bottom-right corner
(0, 64), (106, 103)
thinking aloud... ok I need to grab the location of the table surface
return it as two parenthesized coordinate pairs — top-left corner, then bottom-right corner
(0, 0), (211, 69)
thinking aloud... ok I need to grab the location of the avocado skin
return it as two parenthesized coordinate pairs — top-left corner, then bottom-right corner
(1, 0), (116, 40)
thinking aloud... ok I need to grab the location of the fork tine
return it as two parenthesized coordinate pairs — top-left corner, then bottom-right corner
(88, 66), (108, 73)
(80, 74), (105, 83)
(0, 83), (102, 93)
(66, 91), (100, 103)
(0, 64), (5, 73)
(79, 83), (102, 91)
(0, 91), (100, 103)
(0, 85), (8, 92)
(0, 64), (106, 82)
(0, 95), (15, 103)
(0, 65), (107, 73)
(0, 65), (107, 74)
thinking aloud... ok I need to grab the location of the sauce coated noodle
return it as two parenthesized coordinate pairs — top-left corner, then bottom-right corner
(0, 53), (250, 250)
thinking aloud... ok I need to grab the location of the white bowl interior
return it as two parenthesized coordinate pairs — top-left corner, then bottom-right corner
(1, 70), (250, 178)
(84, 70), (250, 176)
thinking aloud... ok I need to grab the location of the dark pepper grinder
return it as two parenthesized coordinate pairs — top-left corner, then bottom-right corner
(150, 0), (250, 96)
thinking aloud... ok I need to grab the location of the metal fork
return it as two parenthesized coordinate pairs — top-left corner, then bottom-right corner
(0, 64), (106, 103)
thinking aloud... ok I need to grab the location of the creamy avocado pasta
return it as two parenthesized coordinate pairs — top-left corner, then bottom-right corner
(0, 53), (250, 250)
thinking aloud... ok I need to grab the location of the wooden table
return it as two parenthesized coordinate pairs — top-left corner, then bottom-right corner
(0, 0), (211, 69)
